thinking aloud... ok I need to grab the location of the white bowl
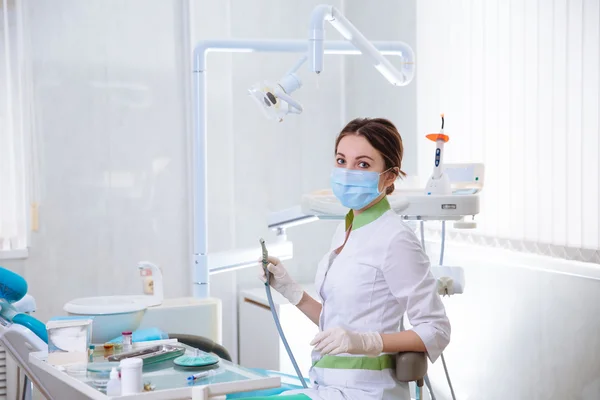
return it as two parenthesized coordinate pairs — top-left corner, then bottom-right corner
(63, 296), (147, 344)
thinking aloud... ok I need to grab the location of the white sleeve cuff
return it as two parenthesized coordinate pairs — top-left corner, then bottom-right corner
(411, 323), (449, 363)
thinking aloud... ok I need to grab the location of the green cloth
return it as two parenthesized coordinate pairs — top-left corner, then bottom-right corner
(232, 353), (395, 399)
(232, 395), (311, 400)
(313, 354), (395, 370)
(345, 196), (391, 231)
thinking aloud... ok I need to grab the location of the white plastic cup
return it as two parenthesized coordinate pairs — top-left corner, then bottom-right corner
(119, 357), (143, 394)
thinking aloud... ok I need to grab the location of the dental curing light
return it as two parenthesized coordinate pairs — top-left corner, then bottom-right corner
(425, 114), (451, 196)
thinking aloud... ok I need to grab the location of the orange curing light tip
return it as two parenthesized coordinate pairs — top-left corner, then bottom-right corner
(426, 133), (450, 142)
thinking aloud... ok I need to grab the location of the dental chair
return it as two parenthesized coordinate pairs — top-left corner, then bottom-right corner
(0, 267), (80, 400)
(397, 352), (428, 398)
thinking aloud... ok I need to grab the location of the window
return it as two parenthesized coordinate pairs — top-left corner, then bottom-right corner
(0, 0), (33, 259)
(417, 0), (600, 263)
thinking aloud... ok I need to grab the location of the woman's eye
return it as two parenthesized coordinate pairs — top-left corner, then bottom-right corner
(336, 158), (345, 165)
(358, 162), (370, 168)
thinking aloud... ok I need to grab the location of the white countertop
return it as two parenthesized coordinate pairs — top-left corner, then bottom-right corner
(239, 283), (319, 306)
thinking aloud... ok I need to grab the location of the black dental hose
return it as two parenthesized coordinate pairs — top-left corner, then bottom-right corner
(260, 238), (309, 389)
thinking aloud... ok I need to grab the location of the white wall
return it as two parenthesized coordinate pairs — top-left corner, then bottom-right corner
(423, 237), (600, 400)
(417, 1), (600, 399)
(2, 0), (192, 316)
(1, 0), (418, 365)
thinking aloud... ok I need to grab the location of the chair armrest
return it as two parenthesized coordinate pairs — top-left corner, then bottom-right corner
(395, 351), (428, 383)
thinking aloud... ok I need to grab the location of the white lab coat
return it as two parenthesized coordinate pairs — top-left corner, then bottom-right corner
(285, 201), (451, 400)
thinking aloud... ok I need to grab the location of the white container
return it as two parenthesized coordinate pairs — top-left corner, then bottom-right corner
(105, 367), (121, 396)
(119, 357), (143, 395)
(46, 317), (93, 366)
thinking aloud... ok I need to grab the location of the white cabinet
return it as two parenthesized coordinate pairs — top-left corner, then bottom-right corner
(138, 297), (221, 343)
(238, 285), (319, 377)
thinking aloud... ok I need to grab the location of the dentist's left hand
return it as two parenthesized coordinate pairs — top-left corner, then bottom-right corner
(310, 327), (383, 357)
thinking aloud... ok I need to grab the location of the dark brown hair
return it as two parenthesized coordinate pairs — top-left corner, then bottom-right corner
(335, 117), (407, 195)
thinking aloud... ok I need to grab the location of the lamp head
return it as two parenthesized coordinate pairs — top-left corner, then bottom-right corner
(248, 73), (303, 122)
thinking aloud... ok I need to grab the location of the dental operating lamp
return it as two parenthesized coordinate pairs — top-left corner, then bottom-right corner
(247, 56), (306, 122)
(247, 5), (414, 122)
(191, 4), (415, 297)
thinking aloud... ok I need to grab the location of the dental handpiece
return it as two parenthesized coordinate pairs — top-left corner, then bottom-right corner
(259, 238), (269, 284)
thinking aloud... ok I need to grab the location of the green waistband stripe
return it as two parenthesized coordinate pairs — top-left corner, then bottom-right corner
(313, 354), (395, 371)
(231, 395), (311, 400)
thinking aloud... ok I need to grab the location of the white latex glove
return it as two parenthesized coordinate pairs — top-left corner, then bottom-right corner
(310, 327), (383, 357)
(258, 256), (304, 306)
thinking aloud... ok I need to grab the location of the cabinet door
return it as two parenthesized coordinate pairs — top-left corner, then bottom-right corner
(239, 296), (319, 377)
(239, 297), (281, 370)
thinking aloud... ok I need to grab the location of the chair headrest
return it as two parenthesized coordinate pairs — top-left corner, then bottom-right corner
(0, 267), (28, 303)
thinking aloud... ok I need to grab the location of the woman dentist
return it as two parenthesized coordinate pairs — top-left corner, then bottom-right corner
(259, 118), (451, 400)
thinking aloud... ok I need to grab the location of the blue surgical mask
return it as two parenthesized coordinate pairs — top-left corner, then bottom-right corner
(330, 167), (384, 210)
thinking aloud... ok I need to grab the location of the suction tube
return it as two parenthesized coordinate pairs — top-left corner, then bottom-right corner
(260, 239), (309, 388)
(437, 221), (457, 400)
(419, 221), (457, 400)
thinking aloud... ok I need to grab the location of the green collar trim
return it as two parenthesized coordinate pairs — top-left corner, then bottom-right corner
(344, 196), (391, 231)
(313, 354), (394, 370)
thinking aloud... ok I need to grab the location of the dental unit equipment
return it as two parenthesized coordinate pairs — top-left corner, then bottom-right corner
(294, 117), (484, 227)
(294, 114), (484, 227)
(192, 9), (415, 298)
(260, 238), (309, 389)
